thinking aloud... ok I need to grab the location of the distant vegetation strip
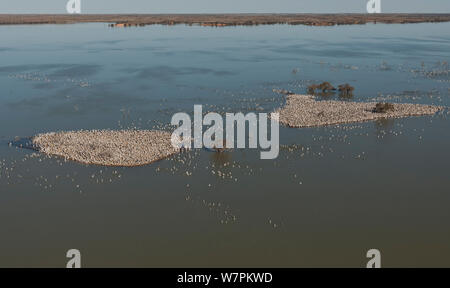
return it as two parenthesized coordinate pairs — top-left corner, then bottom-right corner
(1, 14), (450, 26)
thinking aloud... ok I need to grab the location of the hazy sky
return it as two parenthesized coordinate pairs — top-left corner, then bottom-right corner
(1, 0), (450, 14)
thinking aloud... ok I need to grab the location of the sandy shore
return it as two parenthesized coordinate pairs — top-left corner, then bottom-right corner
(1, 14), (450, 26)
(32, 130), (179, 167)
(275, 95), (443, 128)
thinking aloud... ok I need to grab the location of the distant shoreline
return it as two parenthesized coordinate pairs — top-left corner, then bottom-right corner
(1, 14), (450, 26)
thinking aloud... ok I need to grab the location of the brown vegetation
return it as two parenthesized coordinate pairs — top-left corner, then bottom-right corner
(338, 83), (355, 97)
(1, 14), (450, 27)
(373, 102), (395, 113)
(307, 82), (336, 94)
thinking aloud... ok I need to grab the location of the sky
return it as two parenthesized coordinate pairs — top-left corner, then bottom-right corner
(1, 0), (450, 14)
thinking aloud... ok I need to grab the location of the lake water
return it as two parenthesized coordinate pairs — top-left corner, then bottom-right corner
(0, 22), (449, 267)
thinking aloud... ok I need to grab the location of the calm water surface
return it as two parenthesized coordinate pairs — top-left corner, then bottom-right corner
(0, 23), (449, 267)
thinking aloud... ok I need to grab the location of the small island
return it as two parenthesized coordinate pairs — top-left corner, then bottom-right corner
(32, 130), (179, 167)
(275, 95), (443, 128)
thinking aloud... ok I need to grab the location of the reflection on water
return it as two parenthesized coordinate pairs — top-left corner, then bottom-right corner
(209, 151), (232, 166)
(375, 118), (396, 130)
(0, 23), (449, 267)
